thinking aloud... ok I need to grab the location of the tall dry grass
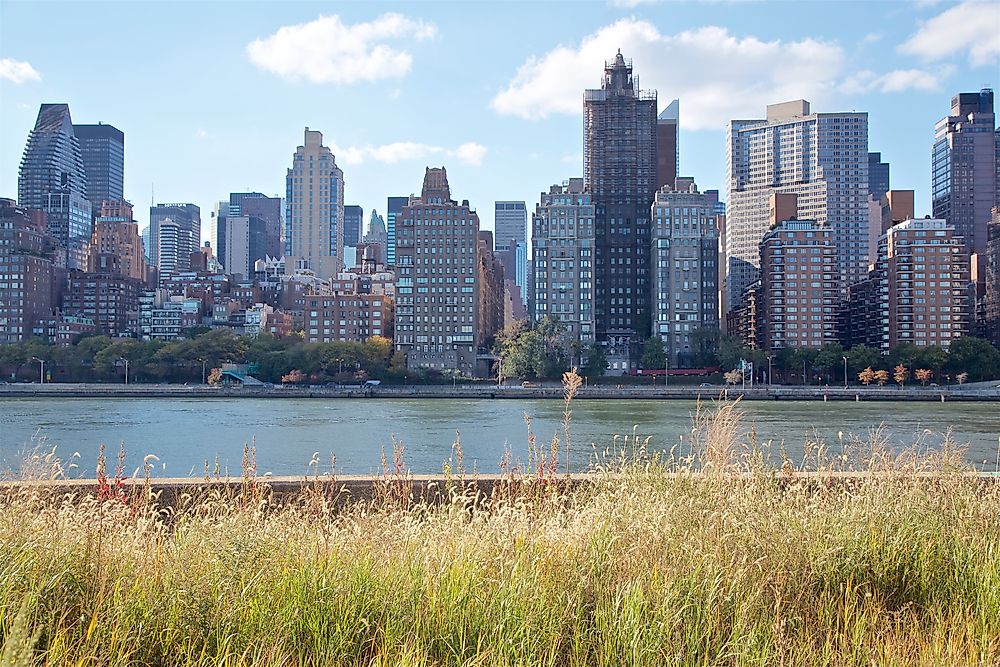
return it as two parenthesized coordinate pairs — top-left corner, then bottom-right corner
(1, 378), (998, 666)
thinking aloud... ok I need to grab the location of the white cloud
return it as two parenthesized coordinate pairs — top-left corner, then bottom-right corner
(0, 58), (41, 84)
(490, 21), (844, 130)
(840, 66), (953, 94)
(451, 142), (487, 167)
(330, 140), (486, 167)
(246, 13), (437, 84)
(899, 0), (1000, 66)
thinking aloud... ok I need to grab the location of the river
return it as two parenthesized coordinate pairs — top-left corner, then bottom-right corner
(1, 398), (998, 478)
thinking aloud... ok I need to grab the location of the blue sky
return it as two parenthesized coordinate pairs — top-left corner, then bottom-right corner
(1, 0), (997, 242)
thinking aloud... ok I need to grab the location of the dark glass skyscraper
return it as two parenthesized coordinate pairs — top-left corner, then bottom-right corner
(18, 103), (92, 269)
(344, 205), (364, 247)
(584, 51), (657, 360)
(932, 89), (998, 257)
(868, 152), (890, 202)
(386, 196), (407, 267)
(72, 122), (124, 211)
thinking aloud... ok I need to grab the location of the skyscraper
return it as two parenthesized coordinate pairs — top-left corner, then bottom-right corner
(72, 122), (125, 211)
(216, 193), (282, 276)
(386, 196), (407, 267)
(656, 99), (679, 190)
(494, 201), (527, 303)
(0, 199), (59, 343)
(88, 200), (146, 281)
(932, 89), (998, 258)
(344, 205), (364, 247)
(584, 51), (658, 363)
(650, 178), (720, 366)
(726, 100), (869, 309)
(149, 203), (200, 274)
(286, 128), (344, 279)
(531, 179), (596, 345)
(18, 103), (92, 270)
(868, 152), (890, 201)
(229, 192), (282, 260)
(394, 167), (481, 375)
(363, 209), (388, 265)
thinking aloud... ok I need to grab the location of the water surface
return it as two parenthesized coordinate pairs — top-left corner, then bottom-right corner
(1, 398), (997, 478)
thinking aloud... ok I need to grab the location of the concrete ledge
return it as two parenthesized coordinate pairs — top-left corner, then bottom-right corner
(2, 472), (995, 511)
(1, 383), (998, 401)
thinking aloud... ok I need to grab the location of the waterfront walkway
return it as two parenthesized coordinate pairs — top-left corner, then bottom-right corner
(2, 382), (998, 401)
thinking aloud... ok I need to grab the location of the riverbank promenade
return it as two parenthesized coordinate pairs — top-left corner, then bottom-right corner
(2, 381), (998, 401)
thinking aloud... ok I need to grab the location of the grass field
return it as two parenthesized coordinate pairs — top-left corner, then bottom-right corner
(2, 380), (999, 666)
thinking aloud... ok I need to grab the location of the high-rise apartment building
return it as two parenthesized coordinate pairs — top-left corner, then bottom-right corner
(285, 128), (345, 280)
(363, 209), (388, 265)
(394, 167), (481, 374)
(344, 205), (364, 247)
(868, 152), (890, 202)
(584, 51), (658, 360)
(758, 219), (839, 351)
(88, 200), (146, 281)
(216, 193), (281, 278)
(656, 99), (679, 191)
(386, 196), (407, 267)
(0, 199), (60, 343)
(72, 122), (125, 212)
(932, 89), (998, 259)
(727, 100), (869, 310)
(530, 178), (596, 345)
(494, 200), (528, 302)
(478, 231), (506, 346)
(650, 178), (720, 366)
(229, 192), (282, 260)
(64, 270), (142, 338)
(149, 203), (200, 272)
(876, 218), (970, 351)
(984, 208), (1000, 346)
(18, 104), (92, 270)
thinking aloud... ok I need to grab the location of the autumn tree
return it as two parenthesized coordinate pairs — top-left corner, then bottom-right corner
(874, 369), (889, 386)
(956, 372), (969, 385)
(281, 369), (306, 384)
(858, 367), (875, 386)
(915, 368), (932, 386)
(893, 364), (909, 387)
(724, 370), (742, 386)
(207, 368), (223, 386)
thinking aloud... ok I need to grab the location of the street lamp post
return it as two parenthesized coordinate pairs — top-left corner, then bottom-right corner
(30, 357), (45, 384)
(842, 356), (848, 389)
(802, 359), (807, 386)
(767, 355), (774, 387)
(201, 359), (207, 384)
(118, 357), (129, 385)
(664, 356), (669, 388)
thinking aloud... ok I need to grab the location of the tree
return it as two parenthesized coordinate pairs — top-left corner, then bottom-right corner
(874, 369), (889, 386)
(956, 372), (969, 385)
(792, 347), (819, 385)
(207, 368), (223, 385)
(716, 335), (746, 372)
(858, 367), (875, 386)
(915, 368), (932, 386)
(690, 327), (721, 367)
(281, 369), (307, 384)
(724, 369), (742, 386)
(915, 346), (948, 376)
(846, 345), (880, 377)
(581, 344), (608, 378)
(893, 364), (909, 387)
(640, 337), (667, 371)
(814, 343), (846, 383)
(946, 337), (1000, 382)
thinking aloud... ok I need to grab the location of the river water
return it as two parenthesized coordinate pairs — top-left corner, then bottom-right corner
(1, 398), (998, 478)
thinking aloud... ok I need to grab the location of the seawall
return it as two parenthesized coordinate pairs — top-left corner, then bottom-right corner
(1, 382), (998, 401)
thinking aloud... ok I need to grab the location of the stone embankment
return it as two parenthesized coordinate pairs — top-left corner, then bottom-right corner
(1, 382), (998, 401)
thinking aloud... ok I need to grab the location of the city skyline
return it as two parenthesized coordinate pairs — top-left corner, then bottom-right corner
(1, 1), (997, 240)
